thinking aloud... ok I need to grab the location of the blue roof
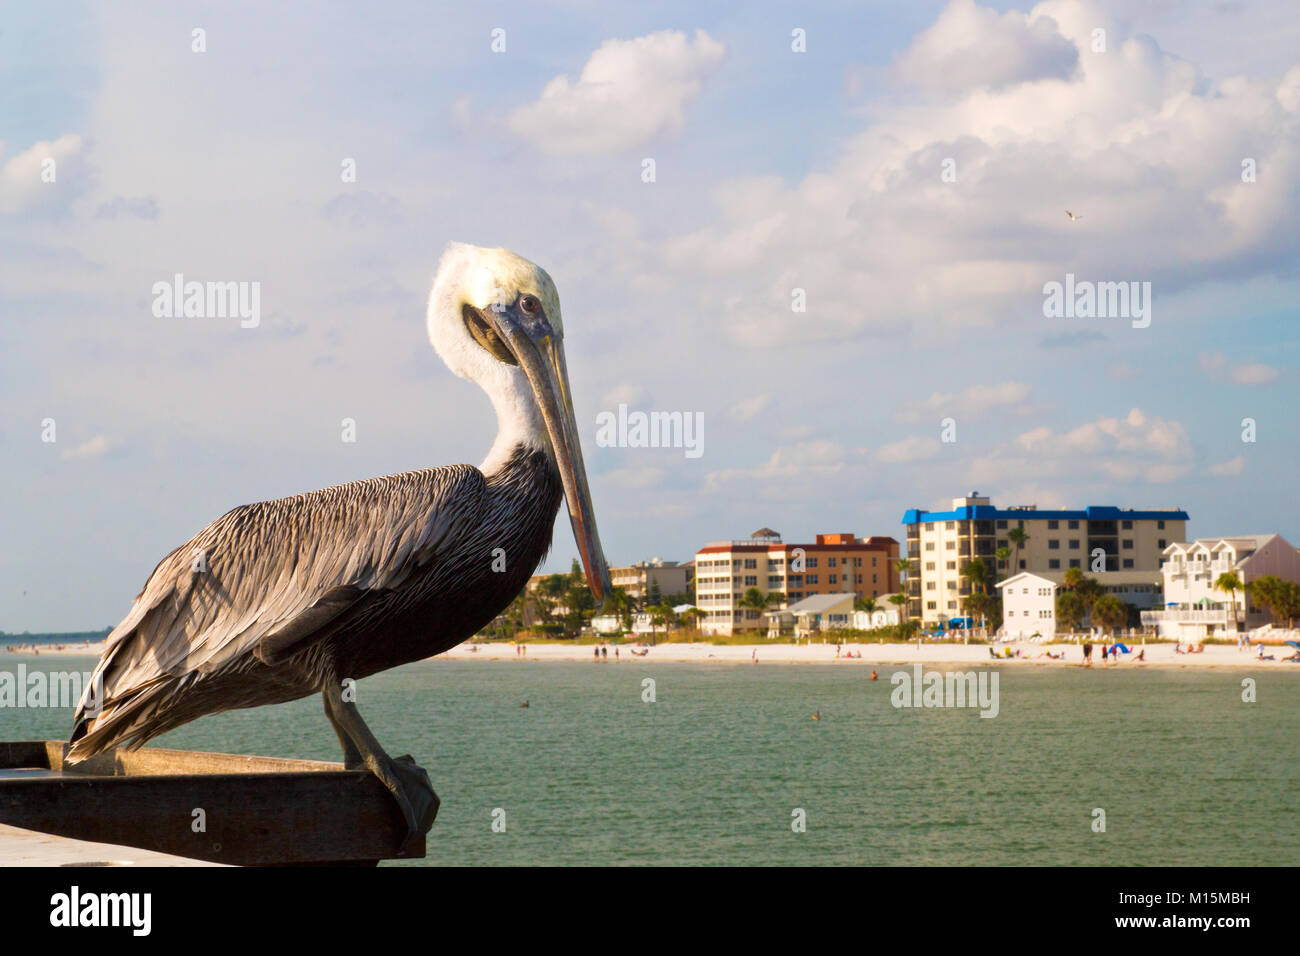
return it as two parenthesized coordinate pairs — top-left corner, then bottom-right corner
(901, 505), (1189, 525)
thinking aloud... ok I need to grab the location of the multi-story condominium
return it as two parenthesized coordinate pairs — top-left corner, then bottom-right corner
(1140, 534), (1300, 640)
(609, 559), (692, 602)
(902, 493), (1188, 625)
(694, 529), (899, 635)
(997, 570), (1163, 639)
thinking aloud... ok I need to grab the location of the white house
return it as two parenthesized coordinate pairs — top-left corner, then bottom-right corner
(998, 570), (1164, 639)
(765, 593), (856, 639)
(997, 572), (1059, 639)
(1141, 534), (1300, 640)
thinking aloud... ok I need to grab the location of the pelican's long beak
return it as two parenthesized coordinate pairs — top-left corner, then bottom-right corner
(493, 309), (612, 606)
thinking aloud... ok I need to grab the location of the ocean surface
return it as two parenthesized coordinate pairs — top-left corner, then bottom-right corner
(2, 655), (1296, 866)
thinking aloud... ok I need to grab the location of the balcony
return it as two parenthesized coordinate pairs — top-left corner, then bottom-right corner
(1141, 609), (1233, 625)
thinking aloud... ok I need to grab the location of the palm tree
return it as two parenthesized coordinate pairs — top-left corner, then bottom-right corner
(995, 546), (1011, 580)
(895, 558), (913, 618)
(1006, 526), (1029, 573)
(1091, 595), (1129, 636)
(960, 557), (989, 595)
(682, 606), (707, 633)
(738, 587), (781, 633)
(1056, 591), (1086, 633)
(609, 586), (635, 631)
(854, 595), (877, 613)
(1214, 571), (1243, 633)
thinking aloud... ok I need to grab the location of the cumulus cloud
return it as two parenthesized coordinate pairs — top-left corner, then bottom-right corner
(1209, 455), (1246, 476)
(895, 0), (1079, 93)
(726, 394), (771, 423)
(1002, 407), (1192, 483)
(60, 435), (110, 461)
(897, 382), (1031, 422)
(0, 135), (85, 215)
(877, 436), (943, 463)
(507, 29), (725, 155)
(600, 383), (648, 407)
(651, 0), (1300, 347)
(1229, 363), (1279, 385)
(94, 196), (160, 220)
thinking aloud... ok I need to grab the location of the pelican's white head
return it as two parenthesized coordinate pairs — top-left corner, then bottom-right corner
(427, 242), (610, 602)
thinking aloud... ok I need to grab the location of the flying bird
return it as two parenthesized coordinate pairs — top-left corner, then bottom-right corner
(70, 243), (612, 850)
(1065, 210), (1082, 221)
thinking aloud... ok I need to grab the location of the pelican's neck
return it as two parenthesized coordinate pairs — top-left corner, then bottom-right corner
(479, 374), (550, 477)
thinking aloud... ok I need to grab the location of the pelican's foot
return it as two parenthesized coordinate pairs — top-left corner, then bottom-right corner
(375, 754), (440, 855)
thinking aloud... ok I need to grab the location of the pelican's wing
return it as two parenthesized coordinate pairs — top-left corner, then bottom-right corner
(71, 465), (485, 746)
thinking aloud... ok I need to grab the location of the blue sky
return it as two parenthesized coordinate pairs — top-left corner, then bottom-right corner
(2, 0), (1298, 631)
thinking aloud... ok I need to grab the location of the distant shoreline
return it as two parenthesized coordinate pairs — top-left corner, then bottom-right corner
(6, 638), (1296, 670)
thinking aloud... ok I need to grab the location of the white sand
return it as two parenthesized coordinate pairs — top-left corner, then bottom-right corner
(445, 638), (1300, 669)
(7, 638), (1296, 670)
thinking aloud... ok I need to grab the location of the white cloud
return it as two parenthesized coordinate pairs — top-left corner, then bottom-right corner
(0, 135), (85, 214)
(1209, 456), (1246, 476)
(60, 435), (110, 461)
(507, 30), (725, 155)
(726, 394), (770, 423)
(877, 436), (943, 463)
(652, 0), (1300, 346)
(1229, 363), (1279, 385)
(897, 381), (1031, 422)
(895, 0), (1078, 93)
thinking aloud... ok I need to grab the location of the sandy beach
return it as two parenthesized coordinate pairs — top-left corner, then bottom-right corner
(7, 637), (1297, 670)
(445, 638), (1300, 669)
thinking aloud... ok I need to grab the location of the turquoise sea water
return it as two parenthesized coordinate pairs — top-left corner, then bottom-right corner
(2, 655), (1297, 865)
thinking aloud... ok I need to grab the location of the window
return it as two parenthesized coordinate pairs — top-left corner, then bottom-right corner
(925, 542), (935, 551)
(1069, 559), (1080, 568)
(1122, 539), (1133, 550)
(947, 581), (957, 590)
(1158, 520), (1166, 530)
(926, 582), (936, 590)
(744, 559), (757, 569)
(926, 562), (935, 571)
(946, 561), (956, 570)
(1158, 539), (1166, 548)
(1048, 520), (1059, 529)
(1123, 559), (1134, 569)
(1069, 539), (1080, 549)
(1122, 520), (1133, 529)
(945, 541), (956, 550)
(1049, 559), (1060, 569)
(947, 601), (957, 610)
(828, 557), (837, 567)
(744, 575), (757, 586)
(1048, 540), (1060, 550)
(871, 557), (877, 566)
(873, 574), (878, 584)
(828, 574), (837, 584)
(807, 558), (818, 568)
(1068, 520), (1079, 529)
(997, 520), (1007, 529)
(927, 601), (937, 610)
(806, 574), (819, 584)
(946, 521), (955, 530)
(997, 539), (1007, 549)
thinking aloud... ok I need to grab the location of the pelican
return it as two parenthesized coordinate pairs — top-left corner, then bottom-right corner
(1065, 209), (1082, 221)
(69, 243), (612, 851)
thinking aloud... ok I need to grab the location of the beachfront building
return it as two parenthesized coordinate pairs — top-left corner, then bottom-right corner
(609, 558), (692, 601)
(765, 593), (856, 639)
(1140, 534), (1300, 641)
(902, 493), (1188, 626)
(997, 570), (1163, 639)
(695, 529), (899, 635)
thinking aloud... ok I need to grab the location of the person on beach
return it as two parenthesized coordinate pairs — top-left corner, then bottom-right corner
(594, 645), (600, 661)
(1101, 644), (1108, 664)
(1083, 641), (1093, 664)
(1137, 648), (1145, 662)
(601, 645), (607, 660)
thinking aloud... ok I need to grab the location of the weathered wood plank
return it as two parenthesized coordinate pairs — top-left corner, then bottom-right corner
(0, 741), (424, 865)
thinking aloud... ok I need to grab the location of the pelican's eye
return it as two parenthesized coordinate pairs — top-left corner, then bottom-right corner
(519, 294), (541, 316)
